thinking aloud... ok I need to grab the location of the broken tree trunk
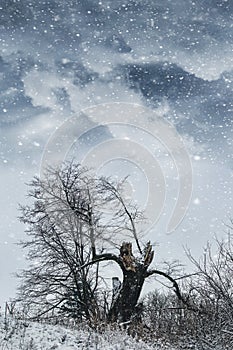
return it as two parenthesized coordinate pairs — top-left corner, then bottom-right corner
(108, 242), (154, 322)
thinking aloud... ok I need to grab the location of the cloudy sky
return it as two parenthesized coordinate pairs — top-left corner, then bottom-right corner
(0, 0), (233, 306)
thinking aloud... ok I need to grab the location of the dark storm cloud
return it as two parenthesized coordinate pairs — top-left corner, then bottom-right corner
(111, 61), (232, 161)
(0, 0), (33, 28)
(0, 0), (232, 149)
(56, 60), (99, 88)
(120, 62), (204, 102)
(118, 61), (233, 124)
(0, 54), (49, 126)
(1, 0), (231, 58)
(1, 0), (232, 67)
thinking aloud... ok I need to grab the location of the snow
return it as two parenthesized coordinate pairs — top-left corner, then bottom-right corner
(0, 314), (169, 350)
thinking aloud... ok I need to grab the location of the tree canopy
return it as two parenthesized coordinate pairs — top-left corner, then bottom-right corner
(17, 162), (185, 323)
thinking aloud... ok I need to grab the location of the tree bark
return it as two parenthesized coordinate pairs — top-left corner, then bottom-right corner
(108, 267), (146, 322)
(108, 242), (153, 322)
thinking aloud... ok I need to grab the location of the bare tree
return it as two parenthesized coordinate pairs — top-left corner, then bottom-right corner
(184, 229), (233, 347)
(17, 162), (186, 323)
(17, 164), (103, 322)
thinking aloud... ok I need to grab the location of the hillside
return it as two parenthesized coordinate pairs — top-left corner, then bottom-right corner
(0, 314), (172, 350)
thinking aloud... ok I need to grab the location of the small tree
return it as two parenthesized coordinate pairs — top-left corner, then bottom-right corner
(186, 230), (233, 342)
(17, 162), (186, 323)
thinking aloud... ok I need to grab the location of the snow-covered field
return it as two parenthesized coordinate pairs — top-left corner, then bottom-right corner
(0, 314), (171, 350)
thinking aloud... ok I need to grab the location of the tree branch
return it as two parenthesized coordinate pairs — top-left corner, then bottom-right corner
(146, 269), (197, 311)
(80, 252), (125, 271)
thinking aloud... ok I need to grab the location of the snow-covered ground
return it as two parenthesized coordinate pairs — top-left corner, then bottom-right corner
(0, 314), (173, 350)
